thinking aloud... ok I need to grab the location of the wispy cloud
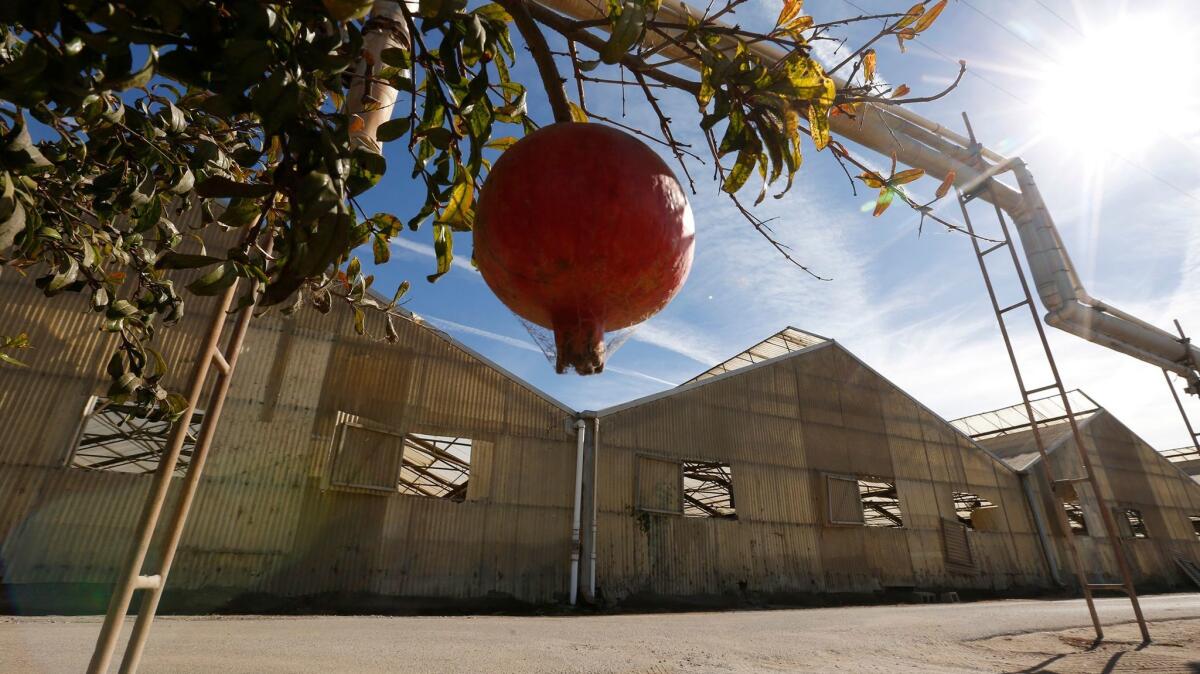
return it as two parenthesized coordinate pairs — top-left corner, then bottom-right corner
(391, 238), (479, 275)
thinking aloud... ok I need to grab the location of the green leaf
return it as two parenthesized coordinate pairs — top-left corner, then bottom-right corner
(219, 197), (262, 227)
(376, 117), (412, 143)
(347, 148), (387, 196)
(373, 233), (391, 264)
(195, 176), (274, 199)
(427, 223), (453, 282)
(322, 0), (375, 21)
(186, 262), (239, 295)
(156, 252), (224, 270)
(724, 149), (756, 194)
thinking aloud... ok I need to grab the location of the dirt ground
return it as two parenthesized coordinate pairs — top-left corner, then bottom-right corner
(2, 593), (1198, 672)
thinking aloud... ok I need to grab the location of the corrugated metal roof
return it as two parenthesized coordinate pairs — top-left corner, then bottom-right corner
(950, 389), (1099, 441)
(683, 327), (828, 385)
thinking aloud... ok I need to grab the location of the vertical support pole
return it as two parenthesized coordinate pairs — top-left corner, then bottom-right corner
(578, 412), (599, 603)
(87, 283), (238, 674)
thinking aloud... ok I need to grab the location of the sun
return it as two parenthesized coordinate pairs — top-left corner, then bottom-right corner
(1034, 11), (1200, 158)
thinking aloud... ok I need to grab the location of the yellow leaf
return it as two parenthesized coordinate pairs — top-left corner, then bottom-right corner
(808, 101), (831, 151)
(438, 178), (474, 228)
(569, 101), (589, 123)
(858, 171), (885, 189)
(862, 49), (876, 82)
(890, 84), (911, 98)
(484, 136), (519, 150)
(776, 0), (803, 29)
(891, 168), (924, 185)
(895, 3), (925, 30)
(784, 14), (814, 32)
(873, 187), (895, 216)
(935, 170), (956, 198)
(913, 0), (947, 33)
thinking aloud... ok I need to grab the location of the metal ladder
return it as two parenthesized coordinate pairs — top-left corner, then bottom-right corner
(87, 238), (267, 674)
(955, 113), (1150, 643)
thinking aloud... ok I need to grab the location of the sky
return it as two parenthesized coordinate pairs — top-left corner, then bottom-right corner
(354, 0), (1200, 451)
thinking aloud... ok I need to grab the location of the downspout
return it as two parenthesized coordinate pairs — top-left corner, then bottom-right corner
(1020, 472), (1065, 587)
(569, 417), (586, 605)
(587, 415), (599, 601)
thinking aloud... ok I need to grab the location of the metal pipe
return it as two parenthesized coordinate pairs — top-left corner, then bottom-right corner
(531, 0), (1200, 390)
(347, 1), (413, 152)
(569, 417), (586, 605)
(1020, 472), (1064, 587)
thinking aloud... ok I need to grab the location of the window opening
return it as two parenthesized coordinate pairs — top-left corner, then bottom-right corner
(681, 461), (735, 518)
(951, 491), (996, 530)
(1122, 508), (1148, 539)
(399, 433), (472, 501)
(70, 396), (201, 477)
(1063, 501), (1089, 535)
(859, 478), (903, 528)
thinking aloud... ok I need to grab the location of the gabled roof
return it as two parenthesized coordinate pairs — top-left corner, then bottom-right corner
(683, 327), (828, 385)
(951, 391), (1101, 472)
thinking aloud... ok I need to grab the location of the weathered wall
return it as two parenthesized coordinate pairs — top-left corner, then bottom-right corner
(0, 257), (577, 611)
(1030, 412), (1200, 589)
(593, 342), (1050, 604)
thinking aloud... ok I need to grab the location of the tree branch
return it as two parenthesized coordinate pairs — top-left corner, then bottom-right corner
(498, 0), (574, 123)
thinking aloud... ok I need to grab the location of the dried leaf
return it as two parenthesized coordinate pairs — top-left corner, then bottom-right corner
(776, 0), (804, 30)
(862, 49), (876, 82)
(935, 170), (956, 198)
(891, 84), (911, 98)
(891, 168), (924, 185)
(895, 2), (925, 30)
(873, 188), (895, 216)
(913, 0), (947, 33)
(858, 171), (885, 189)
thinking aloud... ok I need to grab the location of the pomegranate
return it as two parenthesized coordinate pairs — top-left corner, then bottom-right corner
(473, 123), (695, 375)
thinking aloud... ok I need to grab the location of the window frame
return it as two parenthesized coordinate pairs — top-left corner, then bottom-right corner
(634, 453), (684, 516)
(326, 415), (474, 500)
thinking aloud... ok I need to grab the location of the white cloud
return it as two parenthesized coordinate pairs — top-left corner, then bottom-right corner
(391, 237), (479, 275)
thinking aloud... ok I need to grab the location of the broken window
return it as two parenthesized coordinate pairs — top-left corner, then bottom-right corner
(636, 455), (682, 514)
(329, 417), (471, 500)
(330, 422), (405, 492)
(69, 396), (202, 477)
(859, 478), (903, 528)
(681, 461), (735, 519)
(1063, 501), (1089, 535)
(398, 433), (471, 501)
(826, 475), (865, 525)
(1190, 515), (1200, 540)
(1121, 508), (1148, 539)
(951, 491), (996, 530)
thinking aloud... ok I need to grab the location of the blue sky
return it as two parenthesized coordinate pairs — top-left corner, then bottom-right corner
(355, 0), (1200, 450)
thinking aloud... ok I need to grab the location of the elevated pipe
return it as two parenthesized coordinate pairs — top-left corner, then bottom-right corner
(532, 0), (1200, 390)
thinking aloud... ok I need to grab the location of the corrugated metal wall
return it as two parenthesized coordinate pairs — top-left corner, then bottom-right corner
(0, 254), (577, 610)
(594, 342), (1050, 602)
(1032, 412), (1200, 588)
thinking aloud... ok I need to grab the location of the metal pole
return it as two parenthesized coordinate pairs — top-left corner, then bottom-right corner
(87, 282), (238, 674)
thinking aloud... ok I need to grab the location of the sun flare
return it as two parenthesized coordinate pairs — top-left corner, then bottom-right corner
(1034, 12), (1200, 157)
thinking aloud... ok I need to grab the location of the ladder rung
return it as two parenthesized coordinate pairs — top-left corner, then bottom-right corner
(980, 241), (1008, 257)
(134, 574), (162, 590)
(999, 299), (1030, 315)
(211, 349), (231, 375)
(1054, 476), (1091, 485)
(1087, 583), (1127, 592)
(1024, 383), (1061, 396)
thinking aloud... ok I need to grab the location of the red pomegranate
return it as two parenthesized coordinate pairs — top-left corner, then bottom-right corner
(473, 123), (695, 375)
